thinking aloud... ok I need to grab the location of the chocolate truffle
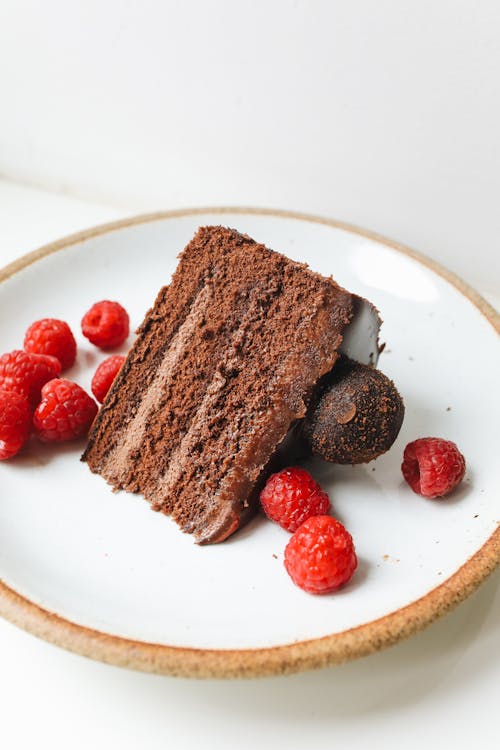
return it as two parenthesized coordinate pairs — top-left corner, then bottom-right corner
(302, 357), (404, 464)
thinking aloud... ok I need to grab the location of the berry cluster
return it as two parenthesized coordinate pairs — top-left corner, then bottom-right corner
(401, 437), (466, 498)
(0, 301), (129, 459)
(261, 433), (465, 595)
(260, 467), (357, 595)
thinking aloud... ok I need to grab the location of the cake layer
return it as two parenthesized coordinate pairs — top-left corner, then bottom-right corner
(83, 227), (354, 543)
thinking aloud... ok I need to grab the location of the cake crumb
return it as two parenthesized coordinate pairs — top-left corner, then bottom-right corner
(446, 406), (452, 411)
(22, 453), (47, 467)
(272, 553), (278, 559)
(382, 554), (400, 564)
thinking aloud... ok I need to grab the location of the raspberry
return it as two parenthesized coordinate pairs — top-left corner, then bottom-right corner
(402, 437), (466, 498)
(81, 301), (129, 349)
(33, 379), (98, 442)
(284, 516), (357, 594)
(0, 390), (31, 460)
(0, 350), (61, 409)
(91, 355), (125, 403)
(24, 318), (77, 371)
(260, 467), (331, 532)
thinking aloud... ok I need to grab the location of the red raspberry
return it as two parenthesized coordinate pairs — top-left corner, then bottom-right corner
(24, 318), (77, 371)
(260, 466), (331, 532)
(284, 515), (357, 594)
(0, 350), (61, 409)
(33, 379), (98, 442)
(91, 355), (125, 403)
(0, 389), (31, 460)
(402, 437), (466, 499)
(81, 301), (129, 349)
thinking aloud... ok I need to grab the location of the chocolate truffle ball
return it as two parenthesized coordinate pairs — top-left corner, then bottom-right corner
(302, 357), (404, 464)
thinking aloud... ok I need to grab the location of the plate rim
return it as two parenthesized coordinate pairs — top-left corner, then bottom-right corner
(0, 206), (499, 679)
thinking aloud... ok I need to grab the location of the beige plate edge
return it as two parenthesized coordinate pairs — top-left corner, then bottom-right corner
(0, 206), (499, 679)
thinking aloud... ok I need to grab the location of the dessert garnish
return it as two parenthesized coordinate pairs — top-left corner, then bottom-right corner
(284, 515), (357, 594)
(302, 356), (404, 464)
(0, 350), (61, 409)
(0, 305), (128, 456)
(91, 355), (126, 403)
(81, 300), (130, 349)
(24, 318), (77, 371)
(0, 389), (31, 459)
(260, 466), (331, 532)
(402, 437), (466, 498)
(33, 379), (98, 442)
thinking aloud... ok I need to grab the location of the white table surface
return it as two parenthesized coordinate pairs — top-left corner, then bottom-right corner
(0, 178), (498, 750)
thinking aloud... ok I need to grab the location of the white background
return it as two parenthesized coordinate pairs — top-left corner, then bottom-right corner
(0, 0), (499, 293)
(0, 1), (499, 748)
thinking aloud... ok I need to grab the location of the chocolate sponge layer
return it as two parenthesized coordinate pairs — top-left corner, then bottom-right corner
(82, 226), (354, 543)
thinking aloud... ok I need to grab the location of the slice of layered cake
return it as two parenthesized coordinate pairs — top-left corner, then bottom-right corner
(82, 226), (362, 543)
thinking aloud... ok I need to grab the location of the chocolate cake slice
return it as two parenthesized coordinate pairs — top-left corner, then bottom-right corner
(82, 226), (356, 543)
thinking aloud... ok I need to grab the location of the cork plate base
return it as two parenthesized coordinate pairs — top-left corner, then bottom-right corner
(0, 208), (499, 679)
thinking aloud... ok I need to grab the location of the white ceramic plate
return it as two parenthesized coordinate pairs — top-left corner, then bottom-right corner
(0, 209), (498, 678)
